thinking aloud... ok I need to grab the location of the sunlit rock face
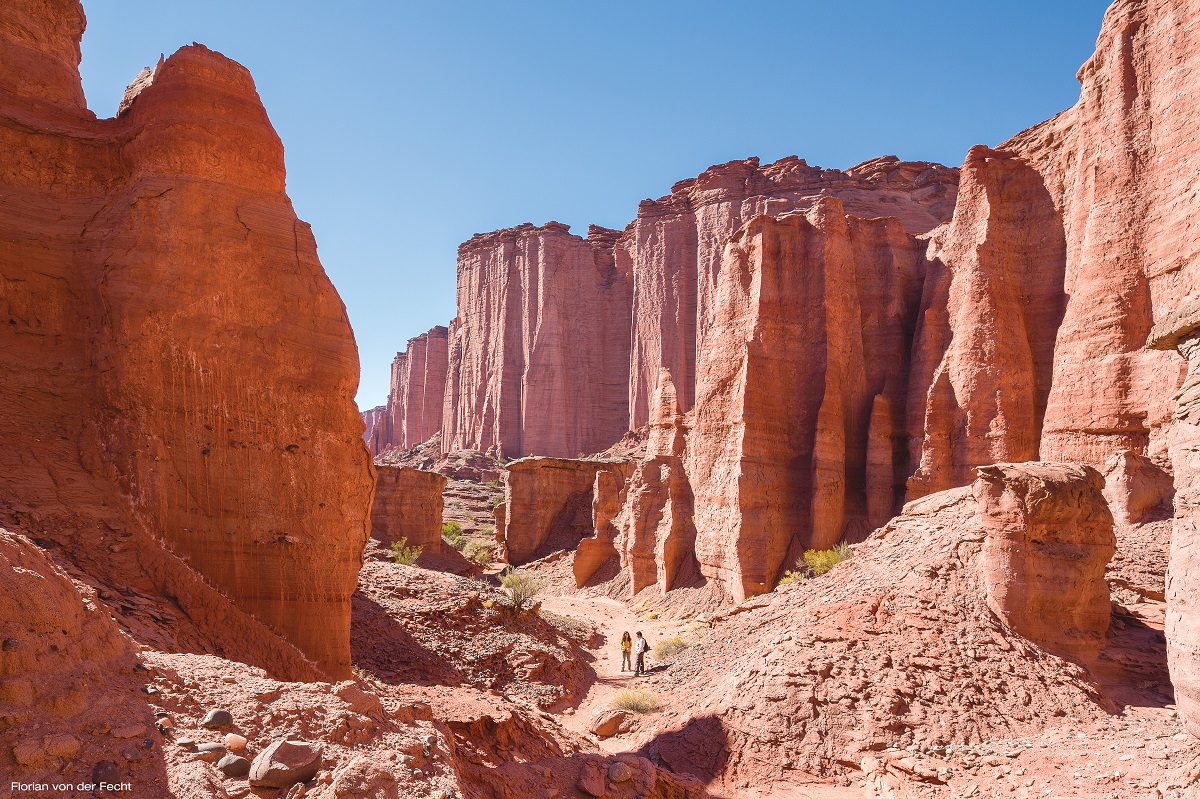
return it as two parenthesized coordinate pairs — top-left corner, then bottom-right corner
(0, 0), (372, 677)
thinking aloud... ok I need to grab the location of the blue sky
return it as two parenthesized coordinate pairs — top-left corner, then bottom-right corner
(78, 1), (1110, 408)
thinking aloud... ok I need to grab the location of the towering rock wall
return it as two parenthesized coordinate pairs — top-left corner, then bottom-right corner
(625, 155), (960, 428)
(0, 0), (372, 677)
(687, 201), (928, 600)
(442, 223), (632, 459)
(365, 326), (450, 456)
(904, 147), (1066, 497)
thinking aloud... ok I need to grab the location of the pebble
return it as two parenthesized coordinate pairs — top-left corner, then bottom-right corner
(608, 761), (635, 783)
(218, 754), (252, 778)
(121, 747), (142, 762)
(203, 709), (234, 729)
(175, 738), (197, 750)
(224, 733), (248, 751)
(92, 761), (121, 784)
(195, 742), (228, 762)
(2, 637), (19, 651)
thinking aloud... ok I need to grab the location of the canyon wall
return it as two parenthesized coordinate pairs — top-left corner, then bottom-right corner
(624, 155), (959, 428)
(687, 201), (928, 600)
(365, 326), (450, 455)
(442, 223), (632, 459)
(0, 0), (372, 677)
(371, 466), (447, 552)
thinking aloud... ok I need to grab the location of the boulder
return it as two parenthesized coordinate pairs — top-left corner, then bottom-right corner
(370, 466), (447, 552)
(248, 739), (323, 788)
(1101, 451), (1174, 526)
(973, 463), (1116, 660)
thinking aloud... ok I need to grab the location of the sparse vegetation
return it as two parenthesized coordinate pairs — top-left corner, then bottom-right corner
(776, 541), (854, 586)
(390, 537), (423, 566)
(542, 610), (597, 642)
(653, 635), (688, 659)
(464, 539), (493, 566)
(498, 567), (543, 613)
(612, 688), (662, 713)
(490, 495), (504, 508)
(485, 479), (501, 489)
(441, 521), (465, 550)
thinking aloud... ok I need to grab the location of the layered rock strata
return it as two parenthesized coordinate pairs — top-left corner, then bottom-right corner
(625, 155), (960, 428)
(687, 201), (927, 600)
(648, 466), (1116, 787)
(0, 0), (372, 676)
(443, 223), (632, 459)
(502, 457), (630, 564)
(972, 463), (1115, 661)
(370, 466), (448, 553)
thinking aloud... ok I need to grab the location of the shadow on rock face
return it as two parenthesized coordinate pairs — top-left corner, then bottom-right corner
(641, 714), (730, 785)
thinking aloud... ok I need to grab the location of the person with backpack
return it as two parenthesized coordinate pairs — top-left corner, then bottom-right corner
(633, 630), (649, 676)
(620, 631), (633, 672)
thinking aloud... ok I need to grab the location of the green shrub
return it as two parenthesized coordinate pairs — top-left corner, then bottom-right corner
(498, 567), (542, 613)
(441, 521), (465, 550)
(464, 539), (493, 566)
(485, 480), (501, 489)
(390, 537), (423, 566)
(612, 688), (661, 713)
(653, 635), (688, 660)
(490, 495), (504, 508)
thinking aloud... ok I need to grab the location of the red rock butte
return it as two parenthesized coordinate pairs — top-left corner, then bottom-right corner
(0, 0), (373, 678)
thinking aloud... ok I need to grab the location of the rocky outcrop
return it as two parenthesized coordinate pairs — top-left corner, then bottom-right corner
(367, 327), (451, 456)
(904, 147), (1066, 498)
(0, 0), (372, 677)
(1102, 451), (1174, 526)
(362, 405), (387, 452)
(648, 470), (1115, 789)
(502, 457), (629, 564)
(1002, 0), (1193, 466)
(371, 466), (448, 552)
(625, 155), (959, 428)
(973, 463), (1115, 661)
(609, 369), (698, 594)
(442, 223), (632, 459)
(1151, 306), (1200, 734)
(687, 201), (928, 600)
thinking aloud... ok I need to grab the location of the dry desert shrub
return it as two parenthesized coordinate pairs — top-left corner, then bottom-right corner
(612, 688), (662, 713)
(390, 537), (423, 566)
(653, 635), (689, 660)
(499, 567), (543, 613)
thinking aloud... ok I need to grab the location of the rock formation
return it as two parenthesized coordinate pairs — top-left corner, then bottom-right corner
(442, 223), (633, 459)
(904, 147), (1066, 498)
(1102, 450), (1174, 526)
(972, 463), (1115, 661)
(502, 457), (629, 564)
(0, 0), (372, 677)
(370, 466), (448, 553)
(361, 405), (387, 452)
(610, 368), (698, 594)
(648, 465), (1116, 789)
(373, 327), (451, 455)
(687, 201), (928, 600)
(625, 155), (960, 428)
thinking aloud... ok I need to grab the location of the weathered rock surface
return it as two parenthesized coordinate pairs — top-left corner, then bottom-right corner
(687, 200), (927, 600)
(905, 147), (1066, 498)
(625, 155), (960, 428)
(443, 223), (633, 459)
(361, 404), (387, 452)
(972, 463), (1115, 661)
(370, 465), (447, 552)
(503, 457), (630, 564)
(612, 368), (699, 594)
(648, 470), (1115, 789)
(370, 326), (451, 455)
(1102, 450), (1174, 526)
(0, 0), (372, 677)
(248, 739), (323, 788)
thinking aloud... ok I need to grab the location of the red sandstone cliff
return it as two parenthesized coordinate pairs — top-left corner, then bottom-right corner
(442, 223), (632, 459)
(625, 155), (959, 429)
(0, 0), (372, 677)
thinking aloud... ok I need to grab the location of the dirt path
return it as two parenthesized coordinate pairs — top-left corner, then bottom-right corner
(539, 593), (691, 750)
(540, 592), (866, 799)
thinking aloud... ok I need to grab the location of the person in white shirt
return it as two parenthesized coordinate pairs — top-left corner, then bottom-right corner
(633, 631), (649, 676)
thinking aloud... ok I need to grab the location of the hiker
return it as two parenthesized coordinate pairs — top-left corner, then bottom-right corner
(620, 631), (633, 672)
(633, 630), (648, 676)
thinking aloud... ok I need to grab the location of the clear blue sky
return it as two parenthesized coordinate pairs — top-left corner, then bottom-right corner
(78, 1), (1110, 409)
